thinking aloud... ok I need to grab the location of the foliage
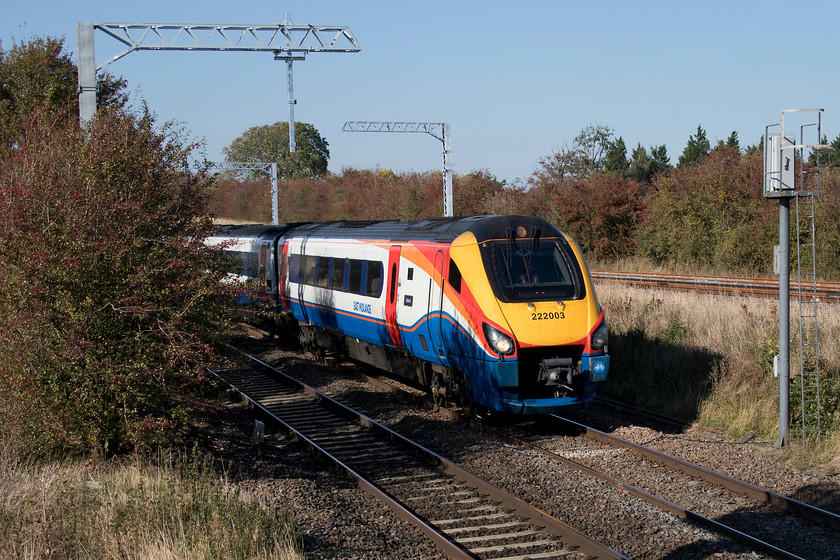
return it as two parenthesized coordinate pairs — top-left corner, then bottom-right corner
(628, 143), (652, 184)
(814, 167), (840, 279)
(649, 143), (672, 175)
(604, 136), (628, 175)
(0, 36), (126, 157)
(725, 130), (740, 151)
(809, 134), (840, 167)
(553, 173), (648, 260)
(208, 168), (507, 223)
(223, 121), (330, 179)
(677, 124), (711, 169)
(0, 108), (236, 457)
(530, 124), (615, 184)
(637, 148), (776, 273)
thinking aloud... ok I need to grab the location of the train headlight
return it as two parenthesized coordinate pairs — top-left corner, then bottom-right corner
(591, 322), (609, 351)
(483, 323), (515, 356)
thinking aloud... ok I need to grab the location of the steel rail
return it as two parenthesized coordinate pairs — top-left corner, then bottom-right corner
(352, 370), (827, 559)
(591, 270), (840, 302)
(211, 351), (626, 560)
(496, 419), (805, 560)
(551, 414), (840, 533)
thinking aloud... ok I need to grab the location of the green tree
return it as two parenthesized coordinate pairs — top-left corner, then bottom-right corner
(677, 125), (711, 169)
(649, 144), (672, 175)
(223, 121), (330, 179)
(808, 134), (840, 167)
(0, 107), (235, 457)
(725, 130), (740, 151)
(0, 36), (126, 155)
(628, 143), (653, 184)
(604, 136), (629, 176)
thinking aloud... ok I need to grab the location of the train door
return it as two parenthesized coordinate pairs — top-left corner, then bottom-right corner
(386, 245), (403, 347)
(428, 249), (446, 358)
(278, 240), (290, 311)
(297, 237), (310, 324)
(259, 242), (270, 296)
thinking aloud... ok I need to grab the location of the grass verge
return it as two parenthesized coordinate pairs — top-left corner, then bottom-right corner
(597, 284), (840, 464)
(0, 442), (304, 560)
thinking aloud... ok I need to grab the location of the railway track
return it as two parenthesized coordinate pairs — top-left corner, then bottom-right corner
(508, 416), (840, 560)
(335, 366), (840, 559)
(591, 270), (840, 302)
(211, 350), (625, 560)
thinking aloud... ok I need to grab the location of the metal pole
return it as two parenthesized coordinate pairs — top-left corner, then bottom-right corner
(341, 121), (453, 217)
(777, 196), (791, 447)
(287, 59), (296, 153)
(76, 22), (97, 124)
(270, 162), (279, 225)
(442, 123), (453, 217)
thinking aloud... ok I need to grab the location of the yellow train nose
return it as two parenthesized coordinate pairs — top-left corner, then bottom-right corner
(499, 299), (592, 347)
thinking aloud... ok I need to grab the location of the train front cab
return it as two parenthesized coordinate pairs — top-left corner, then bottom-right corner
(447, 223), (609, 415)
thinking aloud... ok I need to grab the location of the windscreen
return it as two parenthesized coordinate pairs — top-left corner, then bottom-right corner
(485, 239), (584, 302)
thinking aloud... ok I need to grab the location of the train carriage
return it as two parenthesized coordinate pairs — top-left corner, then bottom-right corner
(210, 215), (609, 415)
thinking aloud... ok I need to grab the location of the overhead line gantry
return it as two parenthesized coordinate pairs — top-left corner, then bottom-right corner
(342, 121), (453, 217)
(77, 18), (361, 153)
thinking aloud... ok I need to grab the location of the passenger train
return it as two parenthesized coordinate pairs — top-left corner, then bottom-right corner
(207, 216), (609, 415)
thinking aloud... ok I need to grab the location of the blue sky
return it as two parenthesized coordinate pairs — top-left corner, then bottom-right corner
(4, 1), (838, 184)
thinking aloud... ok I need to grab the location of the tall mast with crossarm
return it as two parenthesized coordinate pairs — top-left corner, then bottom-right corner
(77, 19), (361, 153)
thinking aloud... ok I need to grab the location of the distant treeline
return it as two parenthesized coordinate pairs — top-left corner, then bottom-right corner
(208, 149), (840, 280)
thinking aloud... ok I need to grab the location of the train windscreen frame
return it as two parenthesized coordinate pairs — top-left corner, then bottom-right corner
(481, 237), (585, 303)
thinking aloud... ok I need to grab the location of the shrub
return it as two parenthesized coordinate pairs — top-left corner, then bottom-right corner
(636, 149), (776, 274)
(554, 173), (648, 260)
(0, 108), (236, 457)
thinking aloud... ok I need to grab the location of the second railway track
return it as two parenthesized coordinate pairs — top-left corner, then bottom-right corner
(591, 270), (840, 302)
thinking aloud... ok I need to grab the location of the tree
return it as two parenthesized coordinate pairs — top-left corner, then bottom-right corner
(223, 121), (329, 179)
(808, 134), (840, 167)
(0, 107), (235, 457)
(530, 124), (615, 186)
(628, 143), (653, 184)
(677, 125), (710, 169)
(637, 149), (775, 271)
(574, 124), (614, 173)
(725, 130), (740, 151)
(604, 136), (629, 176)
(649, 144), (672, 175)
(0, 36), (126, 155)
(554, 173), (647, 260)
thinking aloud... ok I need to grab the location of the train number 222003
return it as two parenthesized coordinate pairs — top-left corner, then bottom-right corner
(531, 311), (565, 320)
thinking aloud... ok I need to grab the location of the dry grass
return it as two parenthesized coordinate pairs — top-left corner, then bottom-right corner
(0, 444), (304, 560)
(597, 284), (840, 461)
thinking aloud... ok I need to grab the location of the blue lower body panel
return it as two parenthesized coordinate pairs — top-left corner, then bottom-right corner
(468, 354), (610, 415)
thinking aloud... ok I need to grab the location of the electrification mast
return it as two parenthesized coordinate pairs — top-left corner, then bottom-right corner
(211, 162), (279, 225)
(342, 121), (453, 217)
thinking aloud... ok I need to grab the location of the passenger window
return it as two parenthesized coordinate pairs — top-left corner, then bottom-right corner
(317, 257), (330, 288)
(332, 258), (346, 291)
(347, 259), (363, 294)
(289, 253), (301, 283)
(303, 255), (316, 286)
(448, 258), (462, 293)
(367, 261), (383, 298)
